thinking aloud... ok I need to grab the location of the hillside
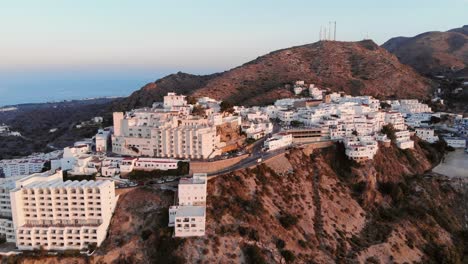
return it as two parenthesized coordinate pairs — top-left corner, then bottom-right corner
(0, 99), (117, 159)
(116, 40), (432, 108)
(6, 139), (467, 263)
(111, 72), (219, 111)
(382, 25), (468, 75)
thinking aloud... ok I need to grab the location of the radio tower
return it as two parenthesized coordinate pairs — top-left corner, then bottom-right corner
(334, 21), (336, 41)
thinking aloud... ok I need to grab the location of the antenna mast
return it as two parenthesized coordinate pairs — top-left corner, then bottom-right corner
(334, 21), (336, 41)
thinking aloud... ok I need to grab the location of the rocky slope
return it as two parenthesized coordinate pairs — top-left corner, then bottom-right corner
(382, 25), (468, 75)
(116, 40), (432, 108)
(176, 140), (466, 263)
(6, 138), (467, 264)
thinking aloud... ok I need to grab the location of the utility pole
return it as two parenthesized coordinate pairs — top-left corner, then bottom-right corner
(328, 21), (331, 40)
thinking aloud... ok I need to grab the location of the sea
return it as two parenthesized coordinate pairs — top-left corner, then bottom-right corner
(0, 69), (164, 107)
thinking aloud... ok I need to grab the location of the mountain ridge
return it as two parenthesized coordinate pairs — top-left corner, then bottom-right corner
(114, 39), (432, 109)
(382, 25), (468, 75)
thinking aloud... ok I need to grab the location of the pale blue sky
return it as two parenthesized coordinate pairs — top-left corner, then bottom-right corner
(0, 0), (466, 105)
(1, 0), (466, 71)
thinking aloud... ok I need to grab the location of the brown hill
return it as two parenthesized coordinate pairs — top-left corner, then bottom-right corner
(382, 25), (468, 75)
(111, 72), (219, 111)
(116, 40), (432, 108)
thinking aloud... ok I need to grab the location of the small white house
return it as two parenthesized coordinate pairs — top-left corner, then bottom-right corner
(169, 206), (206, 237)
(415, 128), (438, 143)
(293, 86), (304, 95)
(264, 133), (293, 151)
(395, 130), (414, 149)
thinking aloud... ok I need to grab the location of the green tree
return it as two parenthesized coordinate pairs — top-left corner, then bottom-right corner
(381, 124), (396, 142)
(220, 101), (234, 113)
(281, 250), (296, 263)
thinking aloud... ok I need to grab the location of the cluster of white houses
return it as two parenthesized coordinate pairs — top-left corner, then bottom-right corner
(234, 82), (465, 161)
(169, 173), (207, 237)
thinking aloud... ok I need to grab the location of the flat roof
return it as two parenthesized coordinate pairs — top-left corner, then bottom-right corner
(176, 206), (206, 217)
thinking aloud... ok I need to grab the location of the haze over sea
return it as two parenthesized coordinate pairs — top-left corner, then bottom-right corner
(0, 69), (165, 107)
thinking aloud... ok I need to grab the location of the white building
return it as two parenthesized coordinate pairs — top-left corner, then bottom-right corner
(169, 206), (206, 237)
(385, 112), (407, 131)
(134, 158), (181, 171)
(444, 137), (466, 148)
(395, 130), (414, 149)
(293, 86), (304, 95)
(0, 176), (24, 243)
(397, 99), (432, 114)
(264, 133), (293, 151)
(95, 129), (111, 153)
(169, 173), (207, 237)
(415, 128), (438, 143)
(277, 110), (295, 123)
(344, 136), (378, 161)
(241, 121), (273, 140)
(69, 156), (102, 176)
(10, 171), (118, 251)
(0, 159), (46, 178)
(308, 85), (323, 99)
(164, 92), (187, 109)
(112, 104), (222, 160)
(177, 173), (207, 206)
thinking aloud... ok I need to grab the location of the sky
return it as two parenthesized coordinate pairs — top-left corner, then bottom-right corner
(0, 0), (466, 105)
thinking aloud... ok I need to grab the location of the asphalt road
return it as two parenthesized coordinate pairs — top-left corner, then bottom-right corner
(207, 147), (289, 177)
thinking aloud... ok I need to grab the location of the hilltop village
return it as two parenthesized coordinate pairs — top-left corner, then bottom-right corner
(0, 81), (466, 256)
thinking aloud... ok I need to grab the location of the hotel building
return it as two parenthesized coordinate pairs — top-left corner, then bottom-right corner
(10, 171), (117, 251)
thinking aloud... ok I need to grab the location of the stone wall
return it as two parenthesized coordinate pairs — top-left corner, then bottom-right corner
(190, 154), (249, 174)
(300, 141), (334, 156)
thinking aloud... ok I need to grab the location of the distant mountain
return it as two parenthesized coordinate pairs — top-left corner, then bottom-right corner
(382, 25), (468, 75)
(116, 40), (432, 108)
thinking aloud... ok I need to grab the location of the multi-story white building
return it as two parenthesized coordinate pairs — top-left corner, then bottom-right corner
(95, 129), (111, 153)
(277, 110), (295, 123)
(0, 159), (46, 178)
(177, 173), (207, 206)
(0, 176), (23, 243)
(397, 99), (432, 114)
(344, 136), (378, 161)
(10, 171), (118, 251)
(415, 128), (438, 143)
(169, 206), (206, 237)
(169, 173), (207, 237)
(395, 130), (414, 149)
(385, 112), (407, 131)
(164, 92), (187, 109)
(112, 104), (222, 160)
